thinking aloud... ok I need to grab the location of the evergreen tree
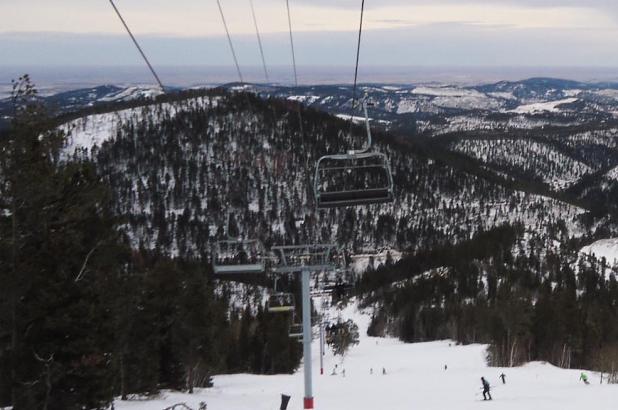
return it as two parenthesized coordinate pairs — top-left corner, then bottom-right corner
(0, 76), (121, 409)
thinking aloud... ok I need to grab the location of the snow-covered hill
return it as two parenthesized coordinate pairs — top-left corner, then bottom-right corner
(580, 239), (618, 280)
(580, 239), (618, 265)
(113, 299), (618, 410)
(59, 91), (586, 258)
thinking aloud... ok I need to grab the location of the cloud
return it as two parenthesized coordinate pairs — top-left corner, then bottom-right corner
(3, 23), (618, 72)
(297, 0), (617, 9)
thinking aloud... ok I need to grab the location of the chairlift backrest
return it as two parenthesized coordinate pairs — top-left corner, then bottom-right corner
(314, 99), (394, 208)
(212, 239), (266, 275)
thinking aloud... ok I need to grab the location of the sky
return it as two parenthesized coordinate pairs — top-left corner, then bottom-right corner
(2, 0), (618, 84)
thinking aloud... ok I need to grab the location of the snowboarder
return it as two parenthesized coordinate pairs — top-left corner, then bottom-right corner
(481, 377), (492, 401)
(580, 373), (590, 385)
(500, 373), (506, 384)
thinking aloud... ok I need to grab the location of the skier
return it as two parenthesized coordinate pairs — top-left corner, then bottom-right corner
(370, 368), (373, 375)
(580, 373), (590, 385)
(481, 377), (492, 401)
(382, 367), (387, 375)
(444, 364), (448, 371)
(500, 373), (506, 384)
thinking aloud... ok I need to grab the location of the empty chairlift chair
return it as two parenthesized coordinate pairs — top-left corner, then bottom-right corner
(289, 323), (303, 338)
(314, 99), (394, 208)
(212, 239), (266, 275)
(267, 292), (295, 313)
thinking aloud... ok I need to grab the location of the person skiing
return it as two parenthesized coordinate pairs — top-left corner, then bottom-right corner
(580, 372), (589, 385)
(481, 377), (492, 401)
(500, 373), (506, 384)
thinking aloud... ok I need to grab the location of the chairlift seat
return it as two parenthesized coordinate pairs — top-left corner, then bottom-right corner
(289, 324), (303, 338)
(314, 152), (394, 209)
(267, 293), (295, 313)
(212, 239), (266, 275)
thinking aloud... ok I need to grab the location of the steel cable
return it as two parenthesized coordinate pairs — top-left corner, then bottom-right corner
(108, 0), (165, 91)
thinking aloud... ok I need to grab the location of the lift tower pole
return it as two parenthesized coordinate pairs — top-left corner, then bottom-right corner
(301, 268), (313, 409)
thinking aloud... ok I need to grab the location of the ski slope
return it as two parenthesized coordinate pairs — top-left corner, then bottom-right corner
(114, 300), (617, 410)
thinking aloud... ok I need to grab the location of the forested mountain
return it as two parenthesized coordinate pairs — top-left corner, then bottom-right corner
(62, 89), (585, 258)
(59, 86), (616, 378)
(2, 78), (617, 409)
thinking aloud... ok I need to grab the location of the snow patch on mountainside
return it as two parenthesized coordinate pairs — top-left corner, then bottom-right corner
(606, 166), (618, 180)
(510, 98), (578, 114)
(98, 86), (163, 102)
(580, 239), (618, 276)
(412, 87), (485, 98)
(594, 89), (618, 99)
(61, 96), (217, 156)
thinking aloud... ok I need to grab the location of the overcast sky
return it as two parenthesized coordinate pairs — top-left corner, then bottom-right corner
(2, 0), (618, 83)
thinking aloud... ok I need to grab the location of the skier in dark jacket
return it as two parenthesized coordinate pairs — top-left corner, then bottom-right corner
(481, 377), (492, 401)
(500, 373), (506, 384)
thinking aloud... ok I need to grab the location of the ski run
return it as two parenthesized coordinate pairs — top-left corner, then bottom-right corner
(113, 298), (617, 410)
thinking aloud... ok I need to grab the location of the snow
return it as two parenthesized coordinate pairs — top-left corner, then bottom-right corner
(60, 97), (216, 157)
(335, 114), (366, 124)
(350, 249), (402, 275)
(412, 87), (485, 98)
(487, 92), (517, 100)
(288, 95), (321, 105)
(594, 89), (618, 99)
(606, 166), (618, 181)
(580, 238), (618, 279)
(61, 109), (136, 156)
(510, 98), (578, 114)
(113, 298), (617, 410)
(98, 86), (163, 102)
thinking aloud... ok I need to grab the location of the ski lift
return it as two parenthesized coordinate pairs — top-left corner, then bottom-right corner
(314, 99), (394, 208)
(328, 278), (354, 299)
(271, 244), (341, 274)
(267, 276), (296, 313)
(289, 323), (303, 338)
(212, 239), (266, 275)
(267, 292), (295, 313)
(211, 179), (266, 275)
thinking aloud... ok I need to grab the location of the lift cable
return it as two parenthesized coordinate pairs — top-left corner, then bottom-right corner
(285, 0), (314, 213)
(108, 0), (165, 91)
(285, 0), (299, 87)
(249, 0), (269, 82)
(348, 0), (366, 136)
(216, 0), (245, 85)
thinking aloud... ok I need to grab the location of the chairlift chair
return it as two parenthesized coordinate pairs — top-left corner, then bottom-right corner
(271, 244), (341, 274)
(212, 239), (266, 275)
(289, 323), (303, 338)
(267, 292), (296, 313)
(314, 98), (394, 208)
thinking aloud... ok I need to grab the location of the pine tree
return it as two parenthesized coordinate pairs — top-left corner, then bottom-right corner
(0, 76), (121, 409)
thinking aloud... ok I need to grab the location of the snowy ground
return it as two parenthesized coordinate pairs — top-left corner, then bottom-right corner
(113, 300), (617, 410)
(580, 238), (618, 279)
(581, 238), (618, 266)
